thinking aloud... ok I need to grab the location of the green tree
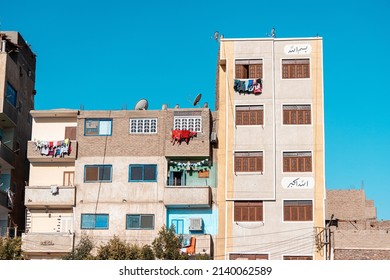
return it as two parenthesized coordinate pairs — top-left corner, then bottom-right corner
(63, 236), (94, 260)
(0, 237), (24, 260)
(152, 225), (188, 260)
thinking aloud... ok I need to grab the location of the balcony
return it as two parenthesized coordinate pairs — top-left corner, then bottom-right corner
(27, 140), (77, 163)
(22, 233), (74, 254)
(0, 142), (15, 168)
(182, 234), (213, 256)
(0, 189), (9, 210)
(164, 186), (211, 207)
(25, 185), (76, 208)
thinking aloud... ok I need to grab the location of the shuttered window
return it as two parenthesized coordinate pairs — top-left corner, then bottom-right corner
(236, 105), (264, 125)
(283, 105), (311, 125)
(283, 256), (313, 260)
(235, 59), (263, 79)
(230, 253), (268, 260)
(282, 59), (310, 79)
(235, 151), (263, 172)
(284, 200), (313, 221)
(234, 201), (263, 222)
(65, 126), (77, 140)
(283, 152), (312, 172)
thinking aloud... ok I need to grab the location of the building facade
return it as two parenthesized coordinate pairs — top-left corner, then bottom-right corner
(23, 106), (217, 258)
(215, 37), (326, 260)
(0, 32), (36, 236)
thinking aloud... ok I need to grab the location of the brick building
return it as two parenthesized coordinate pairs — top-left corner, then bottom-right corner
(0, 32), (36, 236)
(326, 189), (390, 260)
(22, 106), (217, 259)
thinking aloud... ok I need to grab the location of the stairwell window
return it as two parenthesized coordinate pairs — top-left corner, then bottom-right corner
(84, 119), (112, 136)
(6, 82), (17, 107)
(234, 151), (263, 172)
(81, 214), (109, 229)
(235, 59), (263, 79)
(129, 164), (157, 182)
(126, 214), (154, 230)
(234, 201), (263, 222)
(283, 152), (312, 172)
(84, 165), (112, 182)
(282, 59), (310, 79)
(236, 105), (264, 125)
(130, 118), (157, 134)
(174, 117), (202, 132)
(284, 200), (313, 221)
(283, 105), (311, 125)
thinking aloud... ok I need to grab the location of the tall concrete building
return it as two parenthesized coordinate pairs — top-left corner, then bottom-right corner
(22, 106), (217, 259)
(0, 32), (36, 236)
(215, 36), (325, 260)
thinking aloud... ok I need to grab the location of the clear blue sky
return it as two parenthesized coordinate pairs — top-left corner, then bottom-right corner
(2, 0), (390, 219)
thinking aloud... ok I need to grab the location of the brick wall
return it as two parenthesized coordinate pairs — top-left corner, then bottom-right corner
(334, 249), (390, 260)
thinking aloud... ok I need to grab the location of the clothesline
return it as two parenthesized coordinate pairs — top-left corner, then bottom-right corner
(34, 139), (72, 157)
(234, 78), (263, 95)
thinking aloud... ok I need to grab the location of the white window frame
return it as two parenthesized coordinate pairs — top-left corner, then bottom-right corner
(130, 118), (157, 134)
(173, 116), (202, 132)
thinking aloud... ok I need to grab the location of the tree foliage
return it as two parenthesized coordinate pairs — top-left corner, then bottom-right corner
(0, 237), (23, 260)
(63, 236), (94, 260)
(152, 225), (188, 260)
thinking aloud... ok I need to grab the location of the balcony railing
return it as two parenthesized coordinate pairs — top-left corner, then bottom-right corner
(0, 142), (15, 168)
(181, 234), (212, 256)
(25, 185), (76, 207)
(21, 233), (74, 254)
(164, 186), (211, 207)
(27, 140), (77, 163)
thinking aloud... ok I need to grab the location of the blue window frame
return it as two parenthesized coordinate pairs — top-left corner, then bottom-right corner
(126, 214), (154, 230)
(84, 165), (112, 182)
(171, 219), (184, 234)
(6, 82), (17, 107)
(84, 118), (112, 136)
(81, 214), (109, 229)
(129, 164), (157, 182)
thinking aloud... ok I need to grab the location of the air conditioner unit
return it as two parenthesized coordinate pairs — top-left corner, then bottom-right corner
(189, 218), (203, 231)
(210, 132), (217, 143)
(51, 185), (59, 195)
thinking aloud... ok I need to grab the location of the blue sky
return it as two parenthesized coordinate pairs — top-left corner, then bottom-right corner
(1, 0), (390, 219)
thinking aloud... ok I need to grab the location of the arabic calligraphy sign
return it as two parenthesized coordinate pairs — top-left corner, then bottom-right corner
(284, 44), (312, 55)
(282, 177), (314, 189)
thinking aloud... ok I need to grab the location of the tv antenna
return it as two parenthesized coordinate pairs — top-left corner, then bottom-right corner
(134, 98), (148, 110)
(193, 93), (202, 107)
(212, 31), (223, 42)
(267, 27), (276, 38)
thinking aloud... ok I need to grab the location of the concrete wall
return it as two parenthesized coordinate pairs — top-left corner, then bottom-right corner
(216, 38), (324, 260)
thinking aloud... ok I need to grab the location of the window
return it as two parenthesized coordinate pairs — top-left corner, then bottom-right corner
(81, 214), (109, 229)
(236, 105), (264, 125)
(235, 59), (263, 79)
(230, 254), (268, 260)
(234, 201), (263, 222)
(174, 117), (202, 132)
(84, 165), (112, 182)
(283, 152), (312, 172)
(63, 171), (74, 186)
(282, 59), (310, 79)
(84, 119), (112, 136)
(284, 200), (313, 221)
(234, 151), (263, 172)
(283, 105), (311, 125)
(283, 256), (313, 260)
(126, 214), (154, 230)
(129, 164), (157, 182)
(6, 82), (17, 107)
(130, 118), (157, 134)
(65, 126), (77, 140)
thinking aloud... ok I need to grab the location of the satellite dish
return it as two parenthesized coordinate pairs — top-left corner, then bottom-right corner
(134, 99), (148, 110)
(193, 93), (202, 106)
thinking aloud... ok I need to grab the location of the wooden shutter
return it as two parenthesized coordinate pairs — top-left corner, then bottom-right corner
(65, 126), (77, 140)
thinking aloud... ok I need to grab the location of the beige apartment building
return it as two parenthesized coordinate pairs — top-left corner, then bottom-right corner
(23, 106), (217, 258)
(215, 37), (326, 260)
(22, 109), (78, 259)
(0, 32), (36, 236)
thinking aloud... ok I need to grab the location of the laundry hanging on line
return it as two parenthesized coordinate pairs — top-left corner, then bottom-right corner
(34, 138), (72, 157)
(234, 78), (263, 95)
